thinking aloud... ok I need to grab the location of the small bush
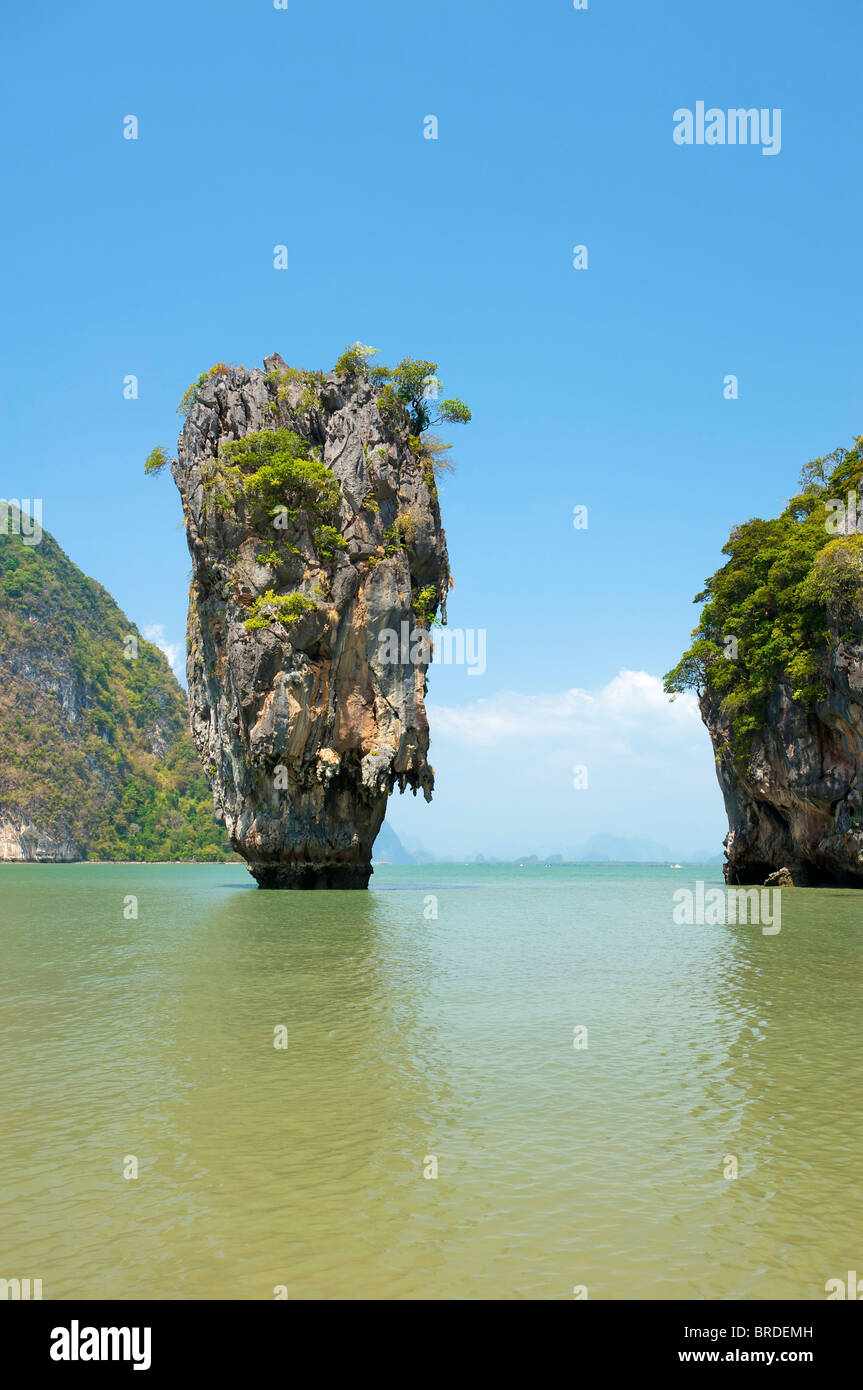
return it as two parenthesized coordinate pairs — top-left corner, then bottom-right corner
(313, 524), (347, 559)
(244, 590), (317, 633)
(333, 342), (379, 378)
(222, 429), (340, 515)
(411, 584), (439, 626)
(178, 362), (232, 417)
(144, 446), (170, 476)
(664, 435), (863, 762)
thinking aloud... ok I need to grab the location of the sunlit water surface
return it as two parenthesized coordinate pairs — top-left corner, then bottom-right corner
(1, 862), (860, 1299)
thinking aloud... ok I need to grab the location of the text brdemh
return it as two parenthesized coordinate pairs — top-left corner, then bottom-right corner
(673, 103), (781, 156)
(378, 622), (486, 676)
(673, 882), (781, 935)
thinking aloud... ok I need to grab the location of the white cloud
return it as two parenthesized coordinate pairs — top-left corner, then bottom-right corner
(428, 670), (701, 748)
(385, 671), (721, 858)
(143, 623), (183, 679)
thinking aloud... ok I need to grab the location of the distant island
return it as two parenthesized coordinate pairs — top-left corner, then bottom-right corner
(373, 827), (724, 866)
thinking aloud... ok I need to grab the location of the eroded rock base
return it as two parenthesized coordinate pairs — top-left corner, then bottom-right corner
(725, 859), (863, 888)
(250, 860), (373, 890)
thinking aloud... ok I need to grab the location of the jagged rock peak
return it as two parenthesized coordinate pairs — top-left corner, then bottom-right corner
(171, 352), (457, 888)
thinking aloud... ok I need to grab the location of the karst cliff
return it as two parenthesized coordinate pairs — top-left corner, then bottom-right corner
(165, 347), (466, 888)
(0, 512), (230, 862)
(665, 435), (863, 886)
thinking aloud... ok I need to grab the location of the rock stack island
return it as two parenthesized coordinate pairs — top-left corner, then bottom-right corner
(165, 347), (469, 888)
(665, 436), (863, 887)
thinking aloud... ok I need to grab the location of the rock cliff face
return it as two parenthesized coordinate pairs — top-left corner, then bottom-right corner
(0, 517), (230, 862)
(171, 356), (450, 888)
(703, 639), (863, 886)
(666, 436), (863, 887)
(0, 819), (80, 863)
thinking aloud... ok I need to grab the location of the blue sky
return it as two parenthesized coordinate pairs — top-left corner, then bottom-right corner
(3, 0), (861, 857)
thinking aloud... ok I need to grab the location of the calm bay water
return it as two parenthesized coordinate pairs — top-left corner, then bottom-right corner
(0, 861), (860, 1300)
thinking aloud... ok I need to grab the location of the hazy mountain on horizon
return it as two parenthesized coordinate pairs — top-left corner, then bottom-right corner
(372, 821), (418, 865)
(377, 825), (724, 866)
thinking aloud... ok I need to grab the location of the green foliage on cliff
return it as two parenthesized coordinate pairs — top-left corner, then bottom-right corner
(176, 348), (462, 637)
(243, 590), (317, 632)
(211, 428), (347, 578)
(333, 343), (379, 378)
(411, 584), (440, 627)
(223, 428), (340, 517)
(0, 525), (232, 861)
(374, 360), (471, 435)
(144, 446), (171, 476)
(381, 509), (425, 561)
(312, 524), (347, 559)
(264, 366), (325, 417)
(333, 344), (471, 436)
(664, 436), (863, 758)
(177, 362), (235, 417)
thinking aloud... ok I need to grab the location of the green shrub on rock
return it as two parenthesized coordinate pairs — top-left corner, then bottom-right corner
(664, 435), (863, 760)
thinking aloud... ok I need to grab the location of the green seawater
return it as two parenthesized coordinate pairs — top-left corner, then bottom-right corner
(0, 862), (860, 1300)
